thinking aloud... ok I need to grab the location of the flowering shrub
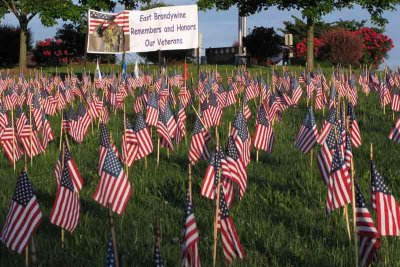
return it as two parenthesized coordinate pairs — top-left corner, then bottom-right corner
(354, 27), (394, 65)
(319, 28), (364, 65)
(295, 37), (324, 58)
(33, 38), (69, 66)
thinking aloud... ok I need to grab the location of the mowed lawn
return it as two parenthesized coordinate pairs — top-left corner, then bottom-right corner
(1, 64), (400, 266)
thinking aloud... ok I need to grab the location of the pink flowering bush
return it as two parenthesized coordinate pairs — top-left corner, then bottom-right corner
(33, 38), (69, 65)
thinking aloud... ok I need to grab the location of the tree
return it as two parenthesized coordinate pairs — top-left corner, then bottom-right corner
(55, 23), (116, 64)
(198, 0), (399, 69)
(0, 0), (147, 69)
(319, 28), (364, 65)
(0, 25), (32, 66)
(279, 15), (382, 46)
(244, 26), (283, 64)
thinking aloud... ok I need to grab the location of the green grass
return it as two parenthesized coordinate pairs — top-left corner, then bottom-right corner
(1, 64), (399, 266)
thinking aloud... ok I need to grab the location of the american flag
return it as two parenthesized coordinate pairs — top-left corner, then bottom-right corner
(225, 84), (236, 108)
(328, 84), (337, 109)
(93, 145), (132, 215)
(268, 93), (282, 123)
(326, 143), (351, 214)
(391, 87), (400, 112)
(178, 86), (192, 108)
(347, 77), (358, 106)
(121, 118), (138, 167)
(0, 117), (23, 165)
(189, 117), (211, 165)
(347, 103), (362, 147)
(0, 171), (42, 253)
(200, 100), (213, 129)
(40, 112), (54, 149)
(164, 103), (177, 138)
(344, 132), (353, 170)
(317, 107), (336, 144)
(146, 92), (159, 127)
(253, 105), (274, 153)
(0, 103), (7, 130)
(242, 95), (251, 121)
(201, 150), (222, 199)
(370, 161), (400, 236)
(218, 187), (245, 264)
(31, 96), (43, 131)
(134, 112), (153, 160)
(98, 124), (116, 175)
(379, 81), (391, 108)
(306, 73), (316, 100)
(66, 107), (79, 141)
(50, 165), (80, 233)
(291, 78), (302, 106)
(216, 84), (227, 109)
(389, 117), (400, 143)
(76, 102), (92, 143)
(317, 125), (339, 184)
(157, 113), (173, 149)
(355, 184), (381, 267)
(295, 107), (319, 154)
(181, 192), (200, 267)
(105, 236), (116, 267)
(89, 10), (129, 34)
(175, 101), (187, 145)
(55, 142), (84, 192)
(134, 88), (146, 114)
(230, 110), (251, 166)
(208, 92), (222, 126)
(226, 136), (247, 198)
(15, 105), (28, 135)
(315, 85), (326, 110)
(19, 118), (44, 158)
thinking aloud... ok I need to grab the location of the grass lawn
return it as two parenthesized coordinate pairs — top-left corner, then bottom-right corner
(1, 64), (399, 266)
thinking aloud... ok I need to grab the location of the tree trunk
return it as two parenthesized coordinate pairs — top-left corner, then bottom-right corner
(19, 23), (28, 70)
(306, 16), (314, 71)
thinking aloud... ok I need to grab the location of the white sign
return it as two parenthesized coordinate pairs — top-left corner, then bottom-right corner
(128, 5), (198, 52)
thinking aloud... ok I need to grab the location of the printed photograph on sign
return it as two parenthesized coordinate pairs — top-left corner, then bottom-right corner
(87, 10), (130, 54)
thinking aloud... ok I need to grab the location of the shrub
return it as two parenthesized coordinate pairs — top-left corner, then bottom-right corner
(33, 38), (69, 66)
(0, 25), (33, 66)
(354, 27), (394, 65)
(295, 37), (324, 58)
(244, 27), (283, 63)
(319, 28), (364, 65)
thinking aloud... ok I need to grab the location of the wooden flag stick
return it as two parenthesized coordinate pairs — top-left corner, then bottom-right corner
(188, 163), (192, 202)
(351, 158), (358, 267)
(29, 104), (33, 166)
(157, 137), (160, 167)
(61, 143), (65, 249)
(59, 110), (64, 152)
(212, 175), (221, 267)
(310, 148), (313, 167)
(25, 246), (29, 267)
(123, 103), (129, 177)
(212, 127), (221, 267)
(11, 108), (16, 172)
(108, 204), (119, 267)
(370, 143), (373, 161)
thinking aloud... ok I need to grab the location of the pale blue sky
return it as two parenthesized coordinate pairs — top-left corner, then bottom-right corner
(1, 1), (399, 67)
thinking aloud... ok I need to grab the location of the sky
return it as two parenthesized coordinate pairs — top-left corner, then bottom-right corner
(1, 1), (399, 67)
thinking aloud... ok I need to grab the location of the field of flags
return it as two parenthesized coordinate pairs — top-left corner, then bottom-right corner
(1, 63), (400, 266)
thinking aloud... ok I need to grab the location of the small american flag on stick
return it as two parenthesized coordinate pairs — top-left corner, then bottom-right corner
(0, 171), (43, 253)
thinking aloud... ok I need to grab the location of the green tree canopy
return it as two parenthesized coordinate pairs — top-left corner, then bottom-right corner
(197, 0), (399, 69)
(0, 0), (149, 69)
(244, 26), (283, 63)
